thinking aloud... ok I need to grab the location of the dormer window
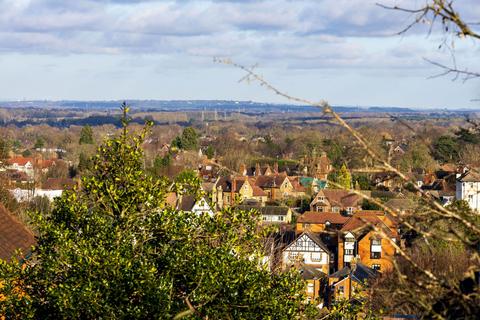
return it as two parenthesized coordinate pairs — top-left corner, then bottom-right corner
(371, 239), (382, 259)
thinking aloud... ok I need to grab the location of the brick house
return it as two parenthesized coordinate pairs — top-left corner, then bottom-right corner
(337, 211), (398, 272)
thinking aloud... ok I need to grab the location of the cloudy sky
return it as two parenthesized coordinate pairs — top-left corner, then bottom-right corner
(0, 0), (479, 108)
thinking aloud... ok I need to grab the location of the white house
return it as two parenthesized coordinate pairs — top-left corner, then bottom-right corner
(282, 232), (330, 274)
(456, 170), (480, 212)
(10, 188), (63, 202)
(236, 205), (292, 224)
(177, 195), (214, 216)
(6, 157), (34, 178)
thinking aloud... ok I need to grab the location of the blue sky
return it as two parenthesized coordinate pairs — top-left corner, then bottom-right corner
(0, 0), (479, 108)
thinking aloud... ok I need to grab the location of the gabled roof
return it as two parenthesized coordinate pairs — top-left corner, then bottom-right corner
(297, 211), (349, 225)
(300, 264), (327, 280)
(252, 185), (267, 196)
(311, 189), (362, 208)
(340, 211), (396, 238)
(457, 170), (480, 182)
(284, 232), (330, 253)
(329, 262), (378, 284)
(7, 157), (34, 166)
(384, 198), (416, 213)
(0, 204), (35, 261)
(288, 177), (307, 192)
(254, 174), (288, 188)
(177, 195), (196, 211)
(215, 176), (247, 192)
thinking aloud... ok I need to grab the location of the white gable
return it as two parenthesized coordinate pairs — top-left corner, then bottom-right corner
(284, 234), (325, 253)
(345, 232), (355, 239)
(191, 197), (214, 217)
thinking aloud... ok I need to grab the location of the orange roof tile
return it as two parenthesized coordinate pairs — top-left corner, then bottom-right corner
(0, 204), (35, 261)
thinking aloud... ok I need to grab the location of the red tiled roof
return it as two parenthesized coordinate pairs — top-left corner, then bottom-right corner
(341, 211), (397, 238)
(298, 211), (349, 225)
(0, 204), (35, 261)
(311, 189), (362, 208)
(7, 157), (34, 166)
(254, 174), (288, 188)
(289, 177), (307, 192)
(252, 185), (267, 197)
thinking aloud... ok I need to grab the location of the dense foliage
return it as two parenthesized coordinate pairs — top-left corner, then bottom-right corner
(0, 106), (308, 319)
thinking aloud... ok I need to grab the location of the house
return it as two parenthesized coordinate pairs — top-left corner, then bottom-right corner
(456, 170), (480, 212)
(2, 169), (33, 186)
(373, 172), (400, 189)
(177, 195), (214, 216)
(337, 211), (398, 272)
(6, 157), (34, 178)
(422, 177), (456, 206)
(310, 189), (364, 214)
(236, 205), (292, 223)
(282, 232), (330, 274)
(212, 176), (267, 209)
(301, 265), (327, 306)
(0, 204), (36, 261)
(328, 261), (378, 302)
(239, 162), (277, 177)
(314, 152), (332, 180)
(384, 198), (416, 216)
(254, 174), (294, 200)
(296, 211), (349, 233)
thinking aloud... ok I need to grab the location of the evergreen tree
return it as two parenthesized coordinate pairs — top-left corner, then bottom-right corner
(205, 145), (214, 159)
(0, 138), (9, 161)
(79, 125), (94, 145)
(180, 127), (198, 150)
(77, 152), (92, 172)
(337, 163), (352, 190)
(34, 137), (45, 149)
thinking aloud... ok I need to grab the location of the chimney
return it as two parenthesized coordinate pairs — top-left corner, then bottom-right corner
(274, 162), (279, 174)
(231, 178), (236, 206)
(239, 163), (247, 176)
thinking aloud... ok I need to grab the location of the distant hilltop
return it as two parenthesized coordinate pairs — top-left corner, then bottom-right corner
(0, 99), (477, 114)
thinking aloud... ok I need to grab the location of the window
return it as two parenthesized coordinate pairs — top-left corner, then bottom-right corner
(307, 283), (314, 293)
(262, 216), (267, 221)
(338, 286), (345, 295)
(372, 264), (381, 271)
(332, 207), (340, 213)
(311, 252), (322, 262)
(347, 207), (354, 214)
(288, 252), (299, 261)
(278, 216), (284, 221)
(345, 249), (354, 255)
(371, 239), (382, 259)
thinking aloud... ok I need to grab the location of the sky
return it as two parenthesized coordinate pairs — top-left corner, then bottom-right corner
(0, 0), (479, 108)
